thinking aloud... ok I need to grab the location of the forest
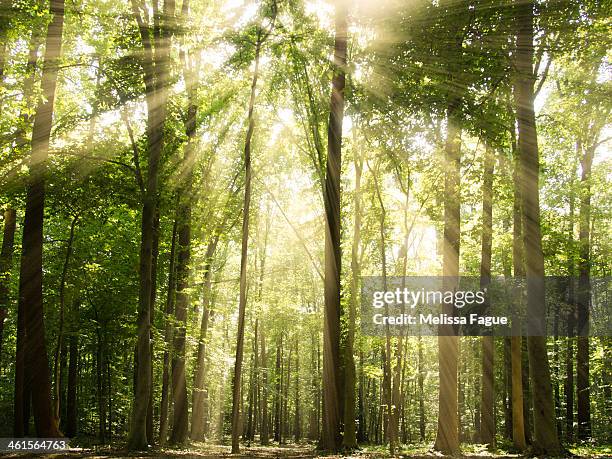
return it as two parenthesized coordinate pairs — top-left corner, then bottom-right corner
(0, 0), (610, 457)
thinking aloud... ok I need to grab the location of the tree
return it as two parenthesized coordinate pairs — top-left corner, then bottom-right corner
(514, 0), (560, 453)
(15, 0), (65, 437)
(479, 144), (495, 447)
(320, 0), (347, 451)
(128, 0), (174, 449)
(0, 208), (16, 356)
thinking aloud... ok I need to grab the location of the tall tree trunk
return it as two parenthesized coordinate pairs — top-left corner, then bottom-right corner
(480, 145), (495, 447)
(128, 0), (174, 449)
(343, 132), (362, 449)
(230, 33), (263, 455)
(260, 326), (269, 445)
(511, 110), (526, 449)
(372, 161), (395, 454)
(14, 32), (42, 438)
(418, 336), (425, 441)
(170, 13), (199, 442)
(577, 142), (594, 439)
(191, 237), (219, 441)
(514, 0), (560, 453)
(274, 334), (282, 443)
(65, 299), (79, 437)
(321, 0), (347, 451)
(294, 336), (301, 442)
(16, 0), (65, 437)
(434, 103), (461, 456)
(0, 208), (16, 357)
(565, 185), (576, 443)
(147, 209), (159, 445)
(159, 218), (178, 444)
(53, 215), (77, 423)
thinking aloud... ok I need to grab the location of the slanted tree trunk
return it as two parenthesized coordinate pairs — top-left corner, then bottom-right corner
(0, 208), (16, 357)
(514, 0), (560, 453)
(128, 0), (174, 449)
(577, 142), (594, 440)
(321, 0), (347, 451)
(479, 144), (495, 447)
(16, 0), (65, 437)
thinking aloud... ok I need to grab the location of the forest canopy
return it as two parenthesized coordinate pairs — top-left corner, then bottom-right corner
(0, 0), (610, 457)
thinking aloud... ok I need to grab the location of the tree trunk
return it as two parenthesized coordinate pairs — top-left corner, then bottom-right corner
(321, 0), (347, 451)
(128, 0), (174, 449)
(565, 185), (576, 443)
(511, 111), (526, 449)
(147, 209), (159, 445)
(343, 127), (362, 449)
(65, 298), (79, 437)
(169, 21), (199, 443)
(159, 218), (178, 444)
(10, 49), (41, 433)
(53, 215), (77, 423)
(260, 326), (269, 445)
(294, 336), (301, 442)
(191, 237), (219, 441)
(230, 34), (262, 454)
(0, 208), (16, 358)
(274, 334), (282, 443)
(16, 0), (65, 437)
(480, 144), (495, 447)
(418, 336), (426, 441)
(434, 105), (461, 456)
(514, 1), (560, 453)
(577, 142), (594, 439)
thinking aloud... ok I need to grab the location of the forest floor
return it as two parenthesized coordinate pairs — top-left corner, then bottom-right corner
(2, 441), (611, 459)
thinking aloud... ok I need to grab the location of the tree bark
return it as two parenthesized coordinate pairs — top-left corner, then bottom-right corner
(53, 215), (77, 424)
(169, 16), (199, 443)
(479, 144), (495, 447)
(577, 142), (594, 440)
(64, 298), (79, 437)
(14, 32), (43, 438)
(16, 0), (65, 437)
(128, 0), (174, 449)
(260, 326), (269, 445)
(510, 109), (527, 449)
(514, 0), (560, 453)
(159, 218), (177, 444)
(0, 208), (16, 358)
(321, 0), (347, 451)
(343, 128), (362, 449)
(434, 104), (461, 455)
(230, 34), (263, 454)
(191, 237), (219, 441)
(565, 183), (576, 443)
